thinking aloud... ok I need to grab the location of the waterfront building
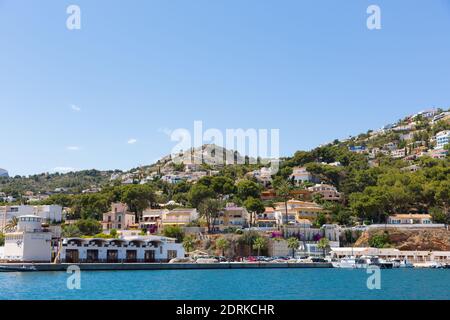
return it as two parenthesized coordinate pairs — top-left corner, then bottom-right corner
(387, 214), (433, 225)
(330, 247), (450, 264)
(59, 235), (184, 263)
(2, 215), (52, 262)
(102, 203), (136, 231)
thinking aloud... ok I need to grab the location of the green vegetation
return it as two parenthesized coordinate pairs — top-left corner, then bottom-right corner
(216, 237), (230, 257)
(287, 237), (300, 257)
(253, 237), (268, 256)
(0, 232), (4, 246)
(182, 235), (196, 253)
(368, 231), (391, 249)
(163, 225), (184, 243)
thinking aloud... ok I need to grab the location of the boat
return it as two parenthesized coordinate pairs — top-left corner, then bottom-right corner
(0, 265), (38, 272)
(332, 256), (393, 269)
(391, 259), (414, 269)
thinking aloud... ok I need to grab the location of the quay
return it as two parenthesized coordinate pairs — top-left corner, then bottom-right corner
(0, 262), (332, 272)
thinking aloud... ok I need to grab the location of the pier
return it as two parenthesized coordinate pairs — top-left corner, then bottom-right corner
(0, 262), (332, 272)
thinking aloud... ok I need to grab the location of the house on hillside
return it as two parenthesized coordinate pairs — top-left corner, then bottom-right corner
(102, 203), (136, 231)
(388, 214), (433, 225)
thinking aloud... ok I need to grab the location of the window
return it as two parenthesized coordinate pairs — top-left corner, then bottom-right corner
(167, 250), (177, 260)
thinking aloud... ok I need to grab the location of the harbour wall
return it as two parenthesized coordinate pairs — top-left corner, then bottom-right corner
(1, 262), (332, 272)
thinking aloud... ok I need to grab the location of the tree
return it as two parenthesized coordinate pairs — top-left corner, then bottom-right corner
(3, 217), (18, 233)
(75, 219), (102, 236)
(0, 232), (4, 246)
(198, 198), (224, 233)
(244, 197), (265, 228)
(276, 181), (292, 228)
(163, 225), (184, 243)
(61, 224), (82, 238)
(287, 237), (300, 258)
(317, 238), (330, 257)
(110, 229), (118, 238)
(253, 237), (268, 257)
(430, 207), (449, 224)
(183, 235), (196, 253)
(216, 237), (230, 257)
(314, 212), (328, 228)
(188, 184), (215, 208)
(121, 184), (156, 222)
(211, 176), (236, 198)
(236, 180), (261, 201)
(368, 232), (390, 249)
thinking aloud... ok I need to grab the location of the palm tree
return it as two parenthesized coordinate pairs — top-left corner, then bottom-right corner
(287, 237), (300, 258)
(182, 235), (196, 254)
(216, 237), (230, 257)
(276, 181), (292, 233)
(318, 238), (331, 257)
(253, 237), (267, 257)
(4, 216), (18, 233)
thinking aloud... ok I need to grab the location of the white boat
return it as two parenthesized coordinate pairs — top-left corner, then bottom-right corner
(332, 257), (367, 269)
(332, 256), (394, 269)
(391, 259), (414, 269)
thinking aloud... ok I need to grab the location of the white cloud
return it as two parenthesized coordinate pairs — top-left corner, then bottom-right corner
(70, 105), (81, 112)
(128, 139), (138, 144)
(66, 146), (81, 151)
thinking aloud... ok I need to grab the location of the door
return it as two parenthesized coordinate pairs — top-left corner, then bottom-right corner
(107, 250), (119, 263)
(145, 250), (155, 263)
(66, 250), (79, 263)
(86, 250), (99, 263)
(126, 250), (137, 263)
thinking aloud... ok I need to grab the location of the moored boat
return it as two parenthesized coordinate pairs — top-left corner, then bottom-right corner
(0, 265), (38, 272)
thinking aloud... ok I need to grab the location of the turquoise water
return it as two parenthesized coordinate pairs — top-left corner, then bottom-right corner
(0, 269), (449, 300)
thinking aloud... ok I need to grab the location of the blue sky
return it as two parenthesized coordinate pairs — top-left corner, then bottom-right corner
(1, 0), (450, 176)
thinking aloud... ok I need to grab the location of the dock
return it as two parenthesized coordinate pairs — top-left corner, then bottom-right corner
(0, 262), (333, 272)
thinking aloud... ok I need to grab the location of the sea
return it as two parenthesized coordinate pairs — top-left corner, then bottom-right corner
(0, 269), (449, 300)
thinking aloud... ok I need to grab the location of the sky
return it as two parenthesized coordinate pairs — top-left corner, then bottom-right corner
(1, 0), (450, 176)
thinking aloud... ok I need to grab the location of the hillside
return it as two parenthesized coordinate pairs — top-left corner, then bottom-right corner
(355, 228), (450, 251)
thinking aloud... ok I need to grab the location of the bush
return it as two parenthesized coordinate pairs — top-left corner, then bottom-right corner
(369, 232), (390, 248)
(163, 225), (184, 243)
(75, 219), (102, 236)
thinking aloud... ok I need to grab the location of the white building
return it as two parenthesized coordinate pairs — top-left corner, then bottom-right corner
(0, 205), (63, 229)
(59, 235), (185, 263)
(435, 130), (450, 150)
(2, 215), (52, 262)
